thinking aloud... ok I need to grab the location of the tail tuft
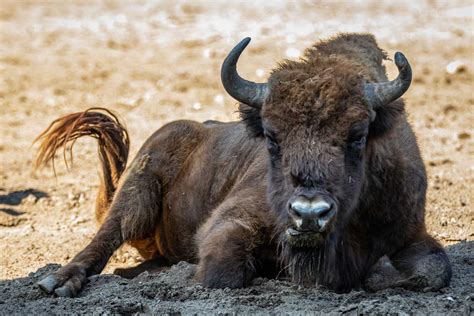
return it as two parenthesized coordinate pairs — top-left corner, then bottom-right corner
(35, 107), (130, 222)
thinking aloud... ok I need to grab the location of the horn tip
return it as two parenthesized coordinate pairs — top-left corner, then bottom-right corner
(394, 52), (408, 68)
(240, 37), (251, 46)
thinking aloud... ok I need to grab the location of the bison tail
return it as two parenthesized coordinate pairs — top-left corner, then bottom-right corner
(34, 107), (130, 222)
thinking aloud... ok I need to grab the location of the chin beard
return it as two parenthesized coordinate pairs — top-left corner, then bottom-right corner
(278, 230), (362, 292)
(279, 232), (336, 286)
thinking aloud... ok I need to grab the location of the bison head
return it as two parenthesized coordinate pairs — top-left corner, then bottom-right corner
(221, 37), (411, 251)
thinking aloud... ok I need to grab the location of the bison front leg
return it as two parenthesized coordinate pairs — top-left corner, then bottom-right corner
(195, 197), (270, 288)
(365, 233), (452, 292)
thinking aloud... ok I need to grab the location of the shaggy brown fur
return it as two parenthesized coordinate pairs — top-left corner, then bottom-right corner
(35, 33), (451, 297)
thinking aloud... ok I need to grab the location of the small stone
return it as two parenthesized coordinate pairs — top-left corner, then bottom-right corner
(45, 97), (56, 107)
(192, 102), (202, 110)
(213, 94), (224, 105)
(438, 232), (449, 239)
(202, 48), (212, 59)
(446, 60), (467, 74)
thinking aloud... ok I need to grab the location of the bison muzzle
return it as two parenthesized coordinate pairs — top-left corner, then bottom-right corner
(35, 33), (451, 297)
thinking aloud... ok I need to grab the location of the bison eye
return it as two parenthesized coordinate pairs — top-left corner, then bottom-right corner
(350, 135), (366, 151)
(264, 132), (280, 154)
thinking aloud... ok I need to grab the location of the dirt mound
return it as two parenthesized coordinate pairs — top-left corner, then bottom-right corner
(1, 242), (472, 314)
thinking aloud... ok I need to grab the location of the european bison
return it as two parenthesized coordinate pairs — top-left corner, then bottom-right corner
(35, 33), (451, 297)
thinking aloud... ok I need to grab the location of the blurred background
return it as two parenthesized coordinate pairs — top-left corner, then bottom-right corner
(0, 1), (472, 279)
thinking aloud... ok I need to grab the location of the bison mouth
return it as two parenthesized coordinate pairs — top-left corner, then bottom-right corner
(285, 227), (326, 248)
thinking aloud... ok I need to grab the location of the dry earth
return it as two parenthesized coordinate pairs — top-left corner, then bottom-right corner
(0, 0), (473, 314)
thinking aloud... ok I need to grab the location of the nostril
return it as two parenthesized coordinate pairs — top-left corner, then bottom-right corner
(317, 204), (332, 218)
(319, 204), (333, 217)
(289, 204), (302, 218)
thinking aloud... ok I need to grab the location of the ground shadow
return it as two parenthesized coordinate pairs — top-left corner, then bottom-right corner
(0, 189), (48, 206)
(0, 208), (25, 216)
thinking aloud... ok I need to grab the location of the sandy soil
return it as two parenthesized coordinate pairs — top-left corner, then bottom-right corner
(0, 0), (472, 314)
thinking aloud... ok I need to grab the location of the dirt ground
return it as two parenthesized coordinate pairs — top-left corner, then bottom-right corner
(0, 0), (472, 314)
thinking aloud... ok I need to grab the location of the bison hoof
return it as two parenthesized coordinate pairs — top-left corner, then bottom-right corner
(36, 263), (87, 297)
(37, 274), (60, 293)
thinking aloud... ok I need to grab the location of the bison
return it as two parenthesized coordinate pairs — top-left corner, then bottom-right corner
(35, 33), (451, 297)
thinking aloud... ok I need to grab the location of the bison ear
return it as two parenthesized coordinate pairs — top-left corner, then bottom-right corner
(239, 103), (264, 137)
(368, 98), (405, 138)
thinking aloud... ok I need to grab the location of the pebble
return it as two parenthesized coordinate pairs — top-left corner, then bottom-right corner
(192, 102), (202, 110)
(213, 94), (224, 105)
(446, 60), (467, 74)
(45, 97), (56, 107)
(119, 97), (137, 107)
(202, 48), (212, 59)
(143, 89), (156, 102)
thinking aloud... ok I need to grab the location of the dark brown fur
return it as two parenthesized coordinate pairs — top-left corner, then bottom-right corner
(35, 34), (451, 297)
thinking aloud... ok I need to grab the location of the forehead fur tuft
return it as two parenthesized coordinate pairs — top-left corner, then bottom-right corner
(263, 33), (389, 128)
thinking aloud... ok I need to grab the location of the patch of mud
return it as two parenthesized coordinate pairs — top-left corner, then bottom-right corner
(1, 243), (472, 314)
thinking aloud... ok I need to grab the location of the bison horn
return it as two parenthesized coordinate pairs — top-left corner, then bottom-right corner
(221, 37), (269, 109)
(363, 52), (412, 111)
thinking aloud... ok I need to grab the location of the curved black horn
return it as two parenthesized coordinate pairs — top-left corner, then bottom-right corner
(221, 37), (269, 109)
(363, 52), (412, 110)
